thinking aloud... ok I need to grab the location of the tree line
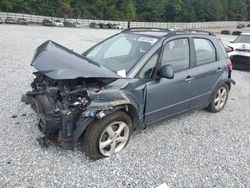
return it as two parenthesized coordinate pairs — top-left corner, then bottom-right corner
(0, 0), (250, 22)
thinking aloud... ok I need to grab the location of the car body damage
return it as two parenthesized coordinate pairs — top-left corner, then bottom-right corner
(22, 29), (234, 159)
(22, 40), (146, 149)
(31, 40), (121, 79)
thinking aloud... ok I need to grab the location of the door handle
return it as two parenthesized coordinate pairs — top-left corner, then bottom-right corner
(217, 67), (223, 72)
(185, 76), (194, 82)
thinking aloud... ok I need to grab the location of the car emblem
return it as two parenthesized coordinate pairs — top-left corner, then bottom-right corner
(242, 44), (246, 49)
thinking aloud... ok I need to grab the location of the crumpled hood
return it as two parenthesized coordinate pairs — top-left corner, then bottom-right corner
(228, 43), (250, 51)
(31, 40), (121, 80)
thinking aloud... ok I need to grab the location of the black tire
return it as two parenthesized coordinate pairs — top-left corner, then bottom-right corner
(83, 111), (133, 160)
(208, 84), (229, 113)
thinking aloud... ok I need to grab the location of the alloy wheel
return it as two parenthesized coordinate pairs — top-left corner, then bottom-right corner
(214, 86), (227, 111)
(99, 121), (130, 156)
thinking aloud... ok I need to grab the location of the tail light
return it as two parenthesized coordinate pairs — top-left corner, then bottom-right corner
(227, 59), (233, 72)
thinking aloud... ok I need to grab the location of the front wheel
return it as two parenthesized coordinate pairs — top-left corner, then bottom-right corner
(208, 84), (229, 113)
(83, 111), (133, 160)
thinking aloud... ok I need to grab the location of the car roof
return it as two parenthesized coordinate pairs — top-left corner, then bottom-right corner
(122, 28), (215, 38)
(132, 31), (168, 37)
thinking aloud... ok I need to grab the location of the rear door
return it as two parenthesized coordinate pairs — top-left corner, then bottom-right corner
(188, 37), (226, 108)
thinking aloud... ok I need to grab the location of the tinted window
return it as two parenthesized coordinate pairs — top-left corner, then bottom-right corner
(138, 53), (159, 79)
(161, 38), (189, 72)
(194, 38), (216, 65)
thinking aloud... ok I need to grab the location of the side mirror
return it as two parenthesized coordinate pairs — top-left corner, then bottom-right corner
(229, 40), (234, 43)
(225, 46), (233, 53)
(160, 64), (174, 79)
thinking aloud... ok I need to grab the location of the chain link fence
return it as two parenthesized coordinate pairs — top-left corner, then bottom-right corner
(0, 12), (248, 29)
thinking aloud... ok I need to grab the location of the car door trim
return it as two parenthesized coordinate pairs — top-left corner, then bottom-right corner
(145, 97), (191, 116)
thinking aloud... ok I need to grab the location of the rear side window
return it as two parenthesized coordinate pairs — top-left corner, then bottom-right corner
(194, 38), (216, 65)
(217, 39), (228, 59)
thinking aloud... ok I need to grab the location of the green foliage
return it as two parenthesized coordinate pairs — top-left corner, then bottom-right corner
(59, 0), (72, 17)
(229, 0), (248, 20)
(193, 0), (207, 21)
(134, 0), (165, 21)
(205, 0), (224, 21)
(121, 0), (136, 20)
(0, 0), (249, 21)
(0, 0), (12, 11)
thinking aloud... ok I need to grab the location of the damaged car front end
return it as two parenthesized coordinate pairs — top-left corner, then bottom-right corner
(21, 40), (144, 154)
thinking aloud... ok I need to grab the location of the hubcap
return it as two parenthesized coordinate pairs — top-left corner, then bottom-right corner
(99, 121), (129, 156)
(214, 87), (227, 110)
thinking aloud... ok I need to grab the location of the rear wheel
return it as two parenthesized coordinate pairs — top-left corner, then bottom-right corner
(83, 111), (133, 160)
(208, 84), (229, 113)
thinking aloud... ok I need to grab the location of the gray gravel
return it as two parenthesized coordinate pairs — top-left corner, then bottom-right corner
(0, 25), (250, 188)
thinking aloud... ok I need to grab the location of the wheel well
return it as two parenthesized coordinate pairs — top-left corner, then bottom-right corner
(79, 105), (139, 141)
(120, 105), (139, 130)
(209, 81), (231, 105)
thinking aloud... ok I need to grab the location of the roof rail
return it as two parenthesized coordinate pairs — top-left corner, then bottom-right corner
(181, 29), (215, 36)
(122, 27), (170, 33)
(121, 27), (215, 37)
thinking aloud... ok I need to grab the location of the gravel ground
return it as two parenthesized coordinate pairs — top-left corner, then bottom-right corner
(0, 25), (250, 188)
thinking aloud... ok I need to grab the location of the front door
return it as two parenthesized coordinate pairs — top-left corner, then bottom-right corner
(145, 38), (193, 124)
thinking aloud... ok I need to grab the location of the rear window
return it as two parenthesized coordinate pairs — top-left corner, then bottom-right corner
(194, 38), (216, 65)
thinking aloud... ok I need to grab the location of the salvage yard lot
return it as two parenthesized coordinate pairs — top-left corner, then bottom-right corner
(0, 25), (250, 187)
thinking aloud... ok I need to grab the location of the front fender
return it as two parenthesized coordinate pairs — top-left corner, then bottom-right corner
(84, 83), (145, 119)
(72, 117), (94, 149)
(72, 83), (146, 146)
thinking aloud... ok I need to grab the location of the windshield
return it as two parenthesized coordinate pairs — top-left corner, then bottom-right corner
(85, 33), (158, 77)
(234, 35), (250, 44)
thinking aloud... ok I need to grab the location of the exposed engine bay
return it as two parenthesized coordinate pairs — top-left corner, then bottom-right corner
(22, 72), (119, 148)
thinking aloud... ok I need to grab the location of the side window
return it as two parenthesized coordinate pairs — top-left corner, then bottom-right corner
(194, 38), (216, 65)
(161, 38), (189, 72)
(138, 53), (159, 79)
(217, 39), (228, 59)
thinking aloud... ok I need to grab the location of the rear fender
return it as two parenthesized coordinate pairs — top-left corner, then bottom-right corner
(209, 78), (236, 102)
